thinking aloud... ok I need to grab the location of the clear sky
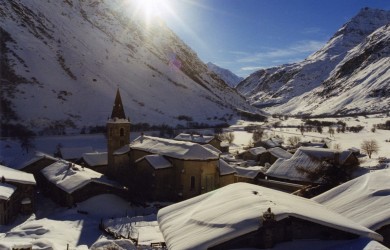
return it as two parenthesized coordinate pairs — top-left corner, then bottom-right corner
(154, 0), (390, 77)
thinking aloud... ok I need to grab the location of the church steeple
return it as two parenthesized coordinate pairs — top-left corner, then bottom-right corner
(111, 88), (126, 120)
(107, 88), (130, 178)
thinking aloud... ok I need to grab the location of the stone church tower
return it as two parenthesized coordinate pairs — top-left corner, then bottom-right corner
(107, 89), (130, 177)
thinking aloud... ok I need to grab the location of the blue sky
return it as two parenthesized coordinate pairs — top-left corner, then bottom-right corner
(158, 0), (390, 77)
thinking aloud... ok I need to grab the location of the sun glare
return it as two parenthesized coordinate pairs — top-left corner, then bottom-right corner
(131, 0), (170, 24)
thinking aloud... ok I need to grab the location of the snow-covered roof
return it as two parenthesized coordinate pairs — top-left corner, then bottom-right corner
(41, 161), (120, 194)
(82, 152), (107, 167)
(137, 155), (172, 170)
(18, 152), (58, 170)
(0, 164), (36, 185)
(60, 147), (94, 160)
(174, 133), (216, 144)
(202, 144), (221, 154)
(218, 159), (236, 176)
(299, 141), (328, 148)
(268, 147), (293, 159)
(248, 146), (267, 156)
(157, 183), (382, 250)
(260, 138), (282, 148)
(313, 169), (390, 231)
(114, 144), (131, 155)
(266, 147), (354, 183)
(0, 182), (16, 200)
(130, 136), (219, 160)
(234, 166), (265, 179)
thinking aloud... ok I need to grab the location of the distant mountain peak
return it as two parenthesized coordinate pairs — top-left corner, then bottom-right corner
(237, 8), (390, 116)
(207, 62), (243, 87)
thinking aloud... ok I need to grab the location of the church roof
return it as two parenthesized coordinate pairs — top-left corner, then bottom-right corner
(110, 89), (127, 120)
(131, 136), (219, 160)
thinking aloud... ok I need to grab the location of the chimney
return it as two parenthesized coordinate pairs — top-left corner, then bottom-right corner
(334, 151), (340, 165)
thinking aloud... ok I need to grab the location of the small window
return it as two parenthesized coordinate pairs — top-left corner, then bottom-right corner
(190, 176), (195, 190)
(120, 128), (124, 136)
(109, 128), (114, 136)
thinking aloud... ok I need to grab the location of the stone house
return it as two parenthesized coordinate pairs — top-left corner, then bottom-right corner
(19, 152), (58, 188)
(157, 183), (382, 250)
(258, 147), (292, 166)
(266, 147), (359, 185)
(297, 141), (328, 148)
(134, 155), (174, 201)
(234, 166), (266, 184)
(40, 161), (126, 207)
(237, 147), (267, 161)
(217, 159), (236, 187)
(0, 165), (36, 224)
(128, 135), (220, 201)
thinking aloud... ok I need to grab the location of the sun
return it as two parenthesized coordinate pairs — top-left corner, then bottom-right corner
(131, 0), (171, 23)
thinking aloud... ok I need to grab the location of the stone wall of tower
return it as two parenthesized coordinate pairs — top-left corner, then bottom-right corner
(107, 119), (130, 177)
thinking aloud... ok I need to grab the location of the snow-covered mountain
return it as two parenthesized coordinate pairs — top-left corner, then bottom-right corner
(207, 62), (243, 87)
(236, 8), (390, 116)
(0, 0), (259, 133)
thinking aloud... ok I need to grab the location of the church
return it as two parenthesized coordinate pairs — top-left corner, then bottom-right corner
(106, 90), (235, 201)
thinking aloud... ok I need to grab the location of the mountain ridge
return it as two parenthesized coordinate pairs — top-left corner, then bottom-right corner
(0, 0), (260, 134)
(206, 62), (243, 88)
(236, 7), (390, 115)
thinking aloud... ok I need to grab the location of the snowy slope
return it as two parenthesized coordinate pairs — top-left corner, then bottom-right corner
(236, 8), (390, 115)
(207, 62), (244, 87)
(0, 0), (258, 132)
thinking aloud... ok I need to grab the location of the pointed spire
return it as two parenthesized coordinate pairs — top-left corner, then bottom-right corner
(111, 88), (126, 119)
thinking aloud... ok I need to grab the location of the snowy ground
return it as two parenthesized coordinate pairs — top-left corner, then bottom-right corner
(0, 194), (161, 249)
(229, 114), (390, 167)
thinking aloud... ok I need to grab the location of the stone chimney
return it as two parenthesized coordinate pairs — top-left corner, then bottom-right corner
(334, 151), (340, 165)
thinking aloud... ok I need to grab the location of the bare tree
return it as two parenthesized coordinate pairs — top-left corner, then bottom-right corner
(333, 143), (341, 151)
(226, 132), (235, 144)
(218, 132), (235, 144)
(287, 136), (301, 147)
(252, 127), (264, 142)
(361, 139), (379, 159)
(328, 127), (335, 137)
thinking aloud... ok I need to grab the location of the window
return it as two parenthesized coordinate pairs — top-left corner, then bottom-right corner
(120, 128), (124, 136)
(190, 176), (195, 190)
